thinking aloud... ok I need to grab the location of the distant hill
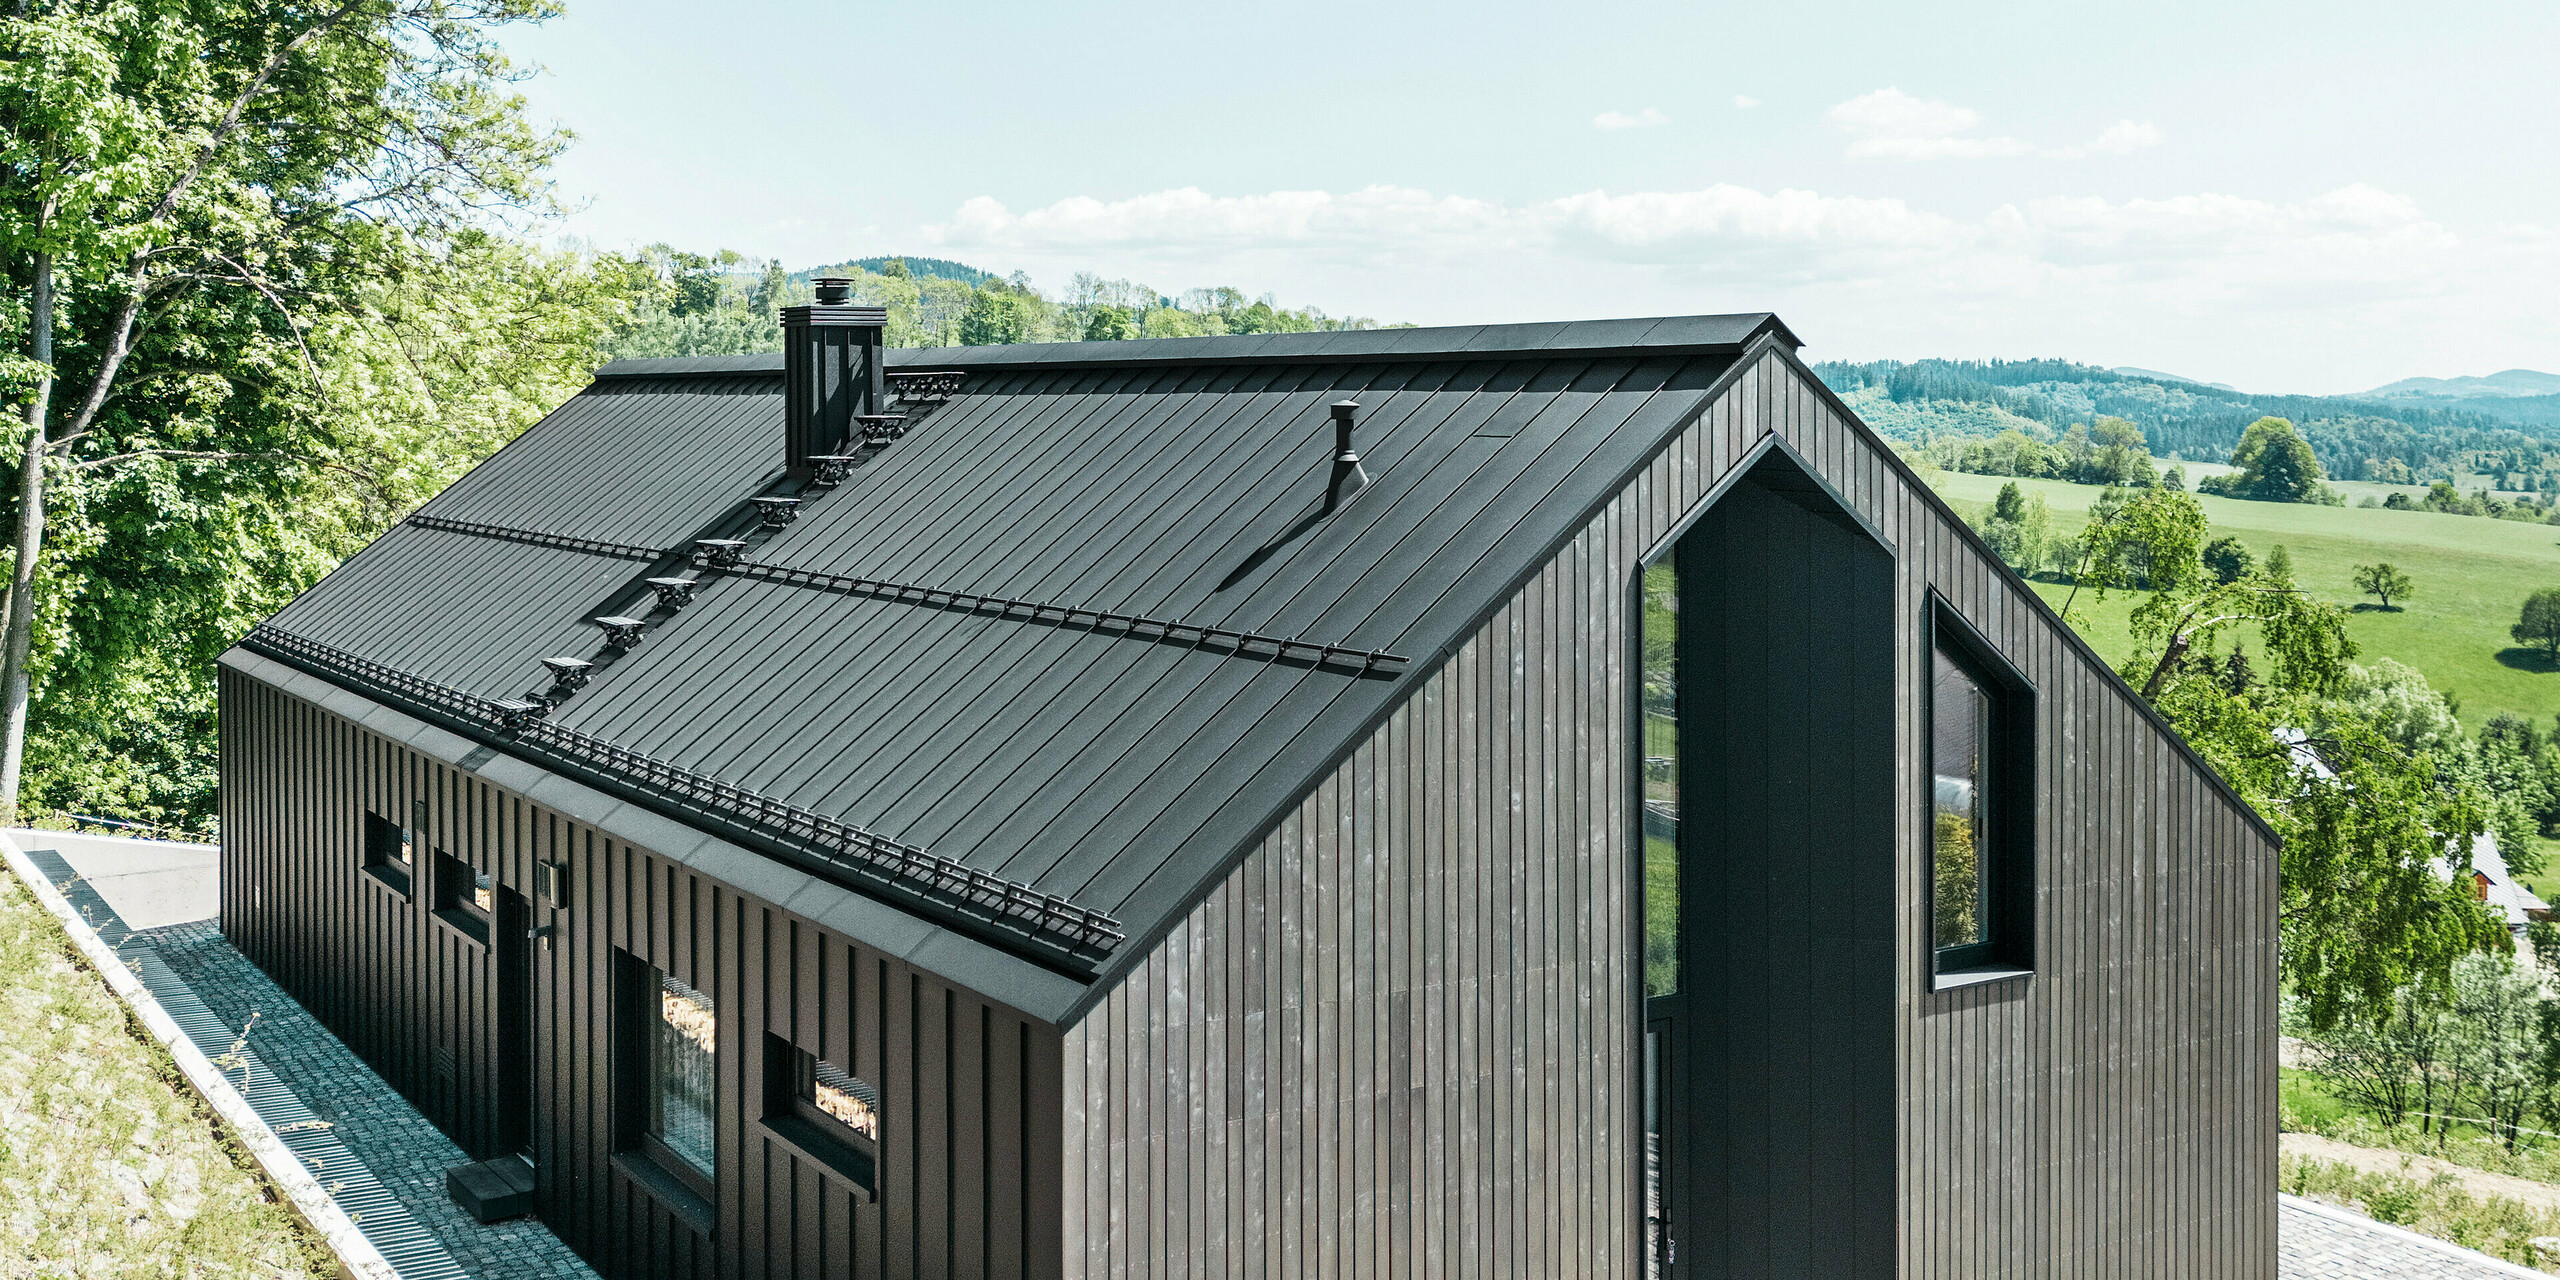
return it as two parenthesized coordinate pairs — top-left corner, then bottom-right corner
(2111, 366), (2236, 391)
(1815, 356), (2560, 486)
(2365, 369), (2560, 399)
(789, 256), (996, 287)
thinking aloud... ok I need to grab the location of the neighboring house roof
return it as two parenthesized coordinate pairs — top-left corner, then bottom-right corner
(2435, 832), (2549, 929)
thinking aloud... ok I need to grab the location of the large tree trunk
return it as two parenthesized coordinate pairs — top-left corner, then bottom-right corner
(0, 249), (53, 823)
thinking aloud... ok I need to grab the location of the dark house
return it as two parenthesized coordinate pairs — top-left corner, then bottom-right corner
(220, 290), (2277, 1279)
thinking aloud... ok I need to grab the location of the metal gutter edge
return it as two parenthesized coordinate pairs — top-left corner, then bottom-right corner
(0, 830), (398, 1280)
(217, 647), (1087, 1026)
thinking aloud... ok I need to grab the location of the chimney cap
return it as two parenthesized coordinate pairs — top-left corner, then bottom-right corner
(812, 276), (855, 304)
(1330, 400), (1361, 421)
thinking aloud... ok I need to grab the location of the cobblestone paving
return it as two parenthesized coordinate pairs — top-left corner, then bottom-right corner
(2282, 1194), (2549, 1278)
(138, 920), (600, 1280)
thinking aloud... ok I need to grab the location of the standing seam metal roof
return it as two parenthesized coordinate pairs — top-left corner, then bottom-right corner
(252, 316), (1784, 984)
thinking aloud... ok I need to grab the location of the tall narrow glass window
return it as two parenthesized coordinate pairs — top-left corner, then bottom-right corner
(1932, 648), (1989, 956)
(1641, 558), (1679, 997)
(650, 972), (718, 1179)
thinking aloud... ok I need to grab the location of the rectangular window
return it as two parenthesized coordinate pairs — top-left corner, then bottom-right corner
(431, 848), (490, 944)
(614, 955), (717, 1218)
(1931, 649), (1991, 957)
(1640, 557), (1679, 999)
(361, 811), (413, 897)
(761, 1034), (880, 1196)
(1929, 598), (2035, 984)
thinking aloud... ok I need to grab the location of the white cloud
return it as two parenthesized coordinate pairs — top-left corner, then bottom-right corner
(2047, 119), (2166, 159)
(1593, 107), (1671, 130)
(920, 179), (2554, 390)
(1733, 94), (1762, 109)
(1827, 88), (2031, 160)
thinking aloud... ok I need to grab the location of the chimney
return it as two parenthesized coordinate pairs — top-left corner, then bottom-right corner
(782, 278), (888, 478)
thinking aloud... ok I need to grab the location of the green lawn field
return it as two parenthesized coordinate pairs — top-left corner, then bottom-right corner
(1928, 471), (2560, 736)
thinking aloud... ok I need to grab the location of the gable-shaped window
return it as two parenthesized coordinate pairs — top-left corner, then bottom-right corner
(1929, 598), (2035, 985)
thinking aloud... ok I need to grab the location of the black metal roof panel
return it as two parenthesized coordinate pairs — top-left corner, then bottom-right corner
(240, 316), (1793, 991)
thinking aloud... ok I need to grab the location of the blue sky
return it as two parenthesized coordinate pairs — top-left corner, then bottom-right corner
(511, 0), (2556, 392)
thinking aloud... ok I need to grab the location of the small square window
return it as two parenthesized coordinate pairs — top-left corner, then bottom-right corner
(762, 1034), (879, 1195)
(1928, 598), (2035, 985)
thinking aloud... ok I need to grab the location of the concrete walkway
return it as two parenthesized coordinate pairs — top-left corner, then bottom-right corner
(29, 828), (221, 929)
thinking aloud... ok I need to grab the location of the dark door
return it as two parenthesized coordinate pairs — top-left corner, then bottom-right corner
(495, 887), (536, 1160)
(1642, 455), (1898, 1279)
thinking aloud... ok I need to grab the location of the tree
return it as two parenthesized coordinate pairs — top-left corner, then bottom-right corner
(2075, 489), (2499, 1028)
(958, 287), (1030, 345)
(2201, 536), (2255, 585)
(2211, 417), (2328, 503)
(2266, 544), (2295, 583)
(2355, 563), (2414, 611)
(1992, 480), (2026, 523)
(1082, 305), (1135, 342)
(0, 0), (564, 820)
(2447, 952), (2546, 1150)
(2515, 589), (2560, 662)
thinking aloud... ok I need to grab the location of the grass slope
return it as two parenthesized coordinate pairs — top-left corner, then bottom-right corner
(0, 870), (326, 1277)
(1929, 471), (2560, 734)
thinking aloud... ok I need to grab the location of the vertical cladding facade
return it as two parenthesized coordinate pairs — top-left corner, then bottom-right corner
(217, 662), (1066, 1280)
(217, 337), (2274, 1280)
(1057, 348), (2277, 1278)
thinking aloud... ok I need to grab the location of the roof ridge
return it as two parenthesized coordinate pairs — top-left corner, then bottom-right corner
(592, 313), (1796, 381)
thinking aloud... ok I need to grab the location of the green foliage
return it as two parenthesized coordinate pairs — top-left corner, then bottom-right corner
(0, 875), (333, 1275)
(2202, 535), (2256, 584)
(2356, 562), (2415, 610)
(959, 286), (1031, 346)
(1082, 305), (1135, 342)
(1931, 812), (1978, 949)
(2199, 417), (2336, 503)
(2517, 589), (2560, 661)
(2061, 488), (2501, 1027)
(0, 0), (571, 826)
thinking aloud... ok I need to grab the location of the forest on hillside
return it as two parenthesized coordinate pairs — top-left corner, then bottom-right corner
(602, 248), (1385, 362)
(1818, 358), (2560, 491)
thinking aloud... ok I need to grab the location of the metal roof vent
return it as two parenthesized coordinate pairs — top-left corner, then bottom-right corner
(1327, 401), (1370, 510)
(752, 496), (801, 529)
(694, 538), (746, 568)
(540, 656), (593, 689)
(646, 576), (699, 608)
(593, 615), (646, 650)
(493, 698), (550, 728)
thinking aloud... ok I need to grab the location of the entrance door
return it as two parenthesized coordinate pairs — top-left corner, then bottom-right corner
(1640, 454), (1897, 1279)
(495, 887), (536, 1160)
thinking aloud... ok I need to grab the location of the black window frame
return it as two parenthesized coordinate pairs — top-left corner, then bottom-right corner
(360, 808), (414, 898)
(613, 952), (718, 1222)
(1924, 594), (2037, 988)
(759, 1033), (880, 1200)
(429, 846), (491, 946)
